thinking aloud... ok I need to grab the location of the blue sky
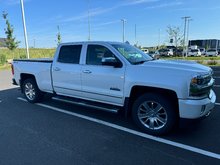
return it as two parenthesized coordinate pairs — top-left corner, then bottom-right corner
(0, 0), (220, 48)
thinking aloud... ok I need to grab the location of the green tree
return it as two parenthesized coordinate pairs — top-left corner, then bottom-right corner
(56, 25), (61, 46)
(2, 11), (20, 51)
(166, 25), (182, 48)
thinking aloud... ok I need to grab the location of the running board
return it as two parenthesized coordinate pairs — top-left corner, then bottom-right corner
(52, 96), (119, 113)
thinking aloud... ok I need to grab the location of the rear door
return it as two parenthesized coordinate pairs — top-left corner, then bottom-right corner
(52, 44), (83, 98)
(81, 44), (125, 106)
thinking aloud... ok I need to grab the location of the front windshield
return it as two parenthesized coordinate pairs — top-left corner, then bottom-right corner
(191, 49), (198, 52)
(111, 43), (152, 64)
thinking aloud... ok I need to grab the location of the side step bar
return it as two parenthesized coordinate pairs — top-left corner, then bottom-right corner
(52, 96), (120, 113)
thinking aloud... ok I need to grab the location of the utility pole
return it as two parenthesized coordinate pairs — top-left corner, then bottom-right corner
(20, 0), (30, 59)
(182, 16), (191, 57)
(87, 0), (91, 41)
(158, 28), (161, 49)
(135, 24), (137, 45)
(121, 19), (126, 42)
(33, 39), (35, 48)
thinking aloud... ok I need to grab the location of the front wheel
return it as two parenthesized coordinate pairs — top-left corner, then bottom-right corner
(132, 93), (178, 135)
(22, 78), (44, 103)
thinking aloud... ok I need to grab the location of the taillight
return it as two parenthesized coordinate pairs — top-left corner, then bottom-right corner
(11, 63), (14, 75)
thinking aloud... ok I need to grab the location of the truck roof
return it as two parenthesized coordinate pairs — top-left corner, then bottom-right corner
(59, 41), (124, 45)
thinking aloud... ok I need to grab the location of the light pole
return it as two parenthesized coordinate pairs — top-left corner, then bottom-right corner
(121, 19), (126, 42)
(182, 16), (191, 57)
(20, 0), (29, 59)
(158, 28), (161, 49)
(186, 19), (192, 57)
(87, 0), (91, 41)
(135, 24), (137, 45)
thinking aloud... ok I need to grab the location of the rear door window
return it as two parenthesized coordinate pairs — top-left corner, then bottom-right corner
(58, 45), (82, 64)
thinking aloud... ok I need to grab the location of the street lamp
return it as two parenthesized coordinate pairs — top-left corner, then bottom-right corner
(121, 19), (126, 42)
(182, 16), (191, 57)
(186, 19), (193, 57)
(87, 0), (91, 41)
(158, 28), (161, 49)
(20, 0), (30, 59)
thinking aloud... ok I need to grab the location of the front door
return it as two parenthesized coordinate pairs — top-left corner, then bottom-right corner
(81, 44), (125, 106)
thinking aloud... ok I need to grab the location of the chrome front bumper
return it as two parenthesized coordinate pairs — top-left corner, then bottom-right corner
(178, 90), (216, 119)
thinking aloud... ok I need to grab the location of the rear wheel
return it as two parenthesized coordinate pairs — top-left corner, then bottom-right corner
(132, 93), (178, 135)
(22, 78), (44, 103)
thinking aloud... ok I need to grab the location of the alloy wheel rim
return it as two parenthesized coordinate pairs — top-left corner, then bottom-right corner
(137, 101), (168, 130)
(24, 83), (36, 100)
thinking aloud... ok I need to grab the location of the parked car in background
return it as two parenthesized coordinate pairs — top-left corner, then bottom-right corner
(158, 49), (173, 56)
(174, 49), (183, 56)
(141, 48), (149, 54)
(205, 49), (218, 57)
(188, 49), (202, 56)
(217, 49), (220, 55)
(148, 50), (160, 59)
(199, 48), (206, 55)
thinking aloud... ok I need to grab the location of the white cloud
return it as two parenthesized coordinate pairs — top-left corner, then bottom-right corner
(5, 0), (31, 5)
(56, 0), (159, 23)
(96, 20), (120, 27)
(61, 7), (117, 23)
(123, 0), (159, 6)
(145, 1), (183, 9)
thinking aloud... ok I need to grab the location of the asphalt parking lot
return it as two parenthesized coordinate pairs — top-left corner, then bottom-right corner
(0, 68), (220, 165)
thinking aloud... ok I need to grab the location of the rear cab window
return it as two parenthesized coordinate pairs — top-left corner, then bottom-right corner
(58, 45), (82, 64)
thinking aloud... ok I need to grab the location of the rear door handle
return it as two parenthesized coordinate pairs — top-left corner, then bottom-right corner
(54, 67), (61, 71)
(83, 70), (92, 74)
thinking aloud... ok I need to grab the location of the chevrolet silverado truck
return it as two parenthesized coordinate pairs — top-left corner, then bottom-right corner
(12, 41), (216, 135)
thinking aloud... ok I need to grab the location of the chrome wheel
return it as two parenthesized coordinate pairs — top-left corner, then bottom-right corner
(137, 101), (168, 130)
(24, 82), (36, 101)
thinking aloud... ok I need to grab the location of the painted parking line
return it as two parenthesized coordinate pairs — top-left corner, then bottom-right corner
(17, 97), (220, 160)
(215, 103), (220, 106)
(214, 85), (220, 88)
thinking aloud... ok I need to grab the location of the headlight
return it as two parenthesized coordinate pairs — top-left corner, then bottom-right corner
(189, 73), (214, 97)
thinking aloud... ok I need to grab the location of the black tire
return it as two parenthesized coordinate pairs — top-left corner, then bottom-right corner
(22, 78), (44, 103)
(132, 93), (178, 136)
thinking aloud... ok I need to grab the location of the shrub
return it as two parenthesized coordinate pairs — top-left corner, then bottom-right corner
(207, 60), (217, 65)
(196, 60), (204, 64)
(0, 54), (6, 65)
(19, 54), (26, 59)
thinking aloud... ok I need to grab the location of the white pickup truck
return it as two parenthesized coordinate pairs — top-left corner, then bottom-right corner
(12, 41), (216, 135)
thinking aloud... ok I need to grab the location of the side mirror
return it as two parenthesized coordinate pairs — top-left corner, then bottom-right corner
(102, 57), (122, 68)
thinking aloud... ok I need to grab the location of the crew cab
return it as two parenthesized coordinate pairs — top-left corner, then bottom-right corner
(12, 41), (216, 135)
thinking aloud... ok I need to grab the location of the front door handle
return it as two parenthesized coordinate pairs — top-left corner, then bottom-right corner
(54, 67), (61, 71)
(83, 70), (92, 74)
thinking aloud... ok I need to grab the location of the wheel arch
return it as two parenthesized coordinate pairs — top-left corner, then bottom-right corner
(126, 85), (179, 117)
(20, 73), (37, 93)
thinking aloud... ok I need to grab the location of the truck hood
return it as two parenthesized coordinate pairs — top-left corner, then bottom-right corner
(145, 59), (212, 75)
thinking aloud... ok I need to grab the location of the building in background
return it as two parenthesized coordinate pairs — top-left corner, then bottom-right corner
(0, 38), (7, 48)
(189, 39), (220, 49)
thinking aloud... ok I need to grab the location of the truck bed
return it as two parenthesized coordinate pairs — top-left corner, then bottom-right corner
(13, 58), (53, 93)
(13, 58), (53, 63)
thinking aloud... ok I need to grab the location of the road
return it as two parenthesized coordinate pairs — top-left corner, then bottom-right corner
(0, 68), (220, 165)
